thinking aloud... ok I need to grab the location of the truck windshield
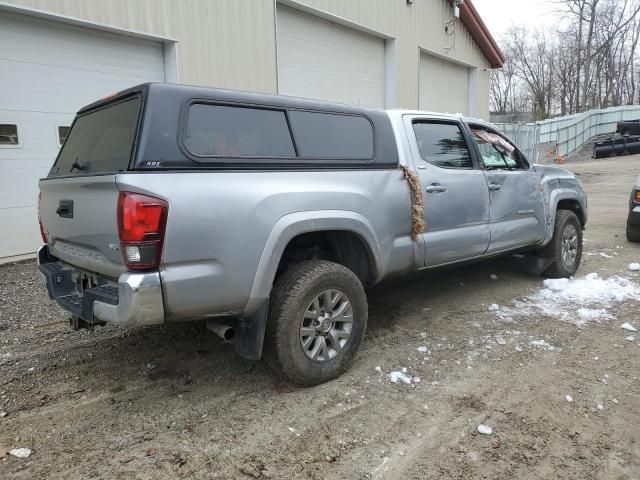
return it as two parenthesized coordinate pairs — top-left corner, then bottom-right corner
(48, 95), (142, 177)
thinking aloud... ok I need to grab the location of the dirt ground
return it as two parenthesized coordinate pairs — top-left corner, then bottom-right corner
(1, 155), (640, 480)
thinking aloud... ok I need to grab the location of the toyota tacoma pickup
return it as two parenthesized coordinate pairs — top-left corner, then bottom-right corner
(37, 83), (587, 385)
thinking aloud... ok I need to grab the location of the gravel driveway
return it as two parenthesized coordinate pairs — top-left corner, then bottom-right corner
(1, 155), (640, 480)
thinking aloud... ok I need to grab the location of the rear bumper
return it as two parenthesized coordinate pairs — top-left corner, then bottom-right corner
(37, 246), (165, 327)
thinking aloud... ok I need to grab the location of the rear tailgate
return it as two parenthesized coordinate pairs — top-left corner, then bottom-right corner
(39, 93), (143, 279)
(39, 175), (123, 278)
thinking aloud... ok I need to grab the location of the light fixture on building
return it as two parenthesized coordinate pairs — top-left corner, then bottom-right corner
(453, 0), (463, 18)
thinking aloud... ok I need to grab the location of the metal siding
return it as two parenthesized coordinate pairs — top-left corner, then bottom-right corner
(419, 51), (469, 115)
(276, 5), (386, 108)
(3, 0), (490, 113)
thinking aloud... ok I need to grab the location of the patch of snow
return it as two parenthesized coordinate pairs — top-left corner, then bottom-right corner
(625, 336), (636, 342)
(0, 352), (15, 365)
(477, 424), (493, 435)
(489, 274), (498, 280)
(495, 336), (507, 345)
(495, 273), (640, 326)
(621, 322), (637, 332)
(577, 308), (612, 321)
(389, 371), (413, 384)
(629, 263), (640, 271)
(599, 252), (614, 259)
(9, 448), (31, 459)
(597, 404), (604, 411)
(419, 331), (427, 338)
(417, 346), (429, 353)
(374, 366), (382, 373)
(488, 303), (500, 312)
(529, 339), (559, 351)
(566, 395), (573, 402)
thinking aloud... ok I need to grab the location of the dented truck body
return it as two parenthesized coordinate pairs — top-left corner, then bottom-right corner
(37, 83), (586, 381)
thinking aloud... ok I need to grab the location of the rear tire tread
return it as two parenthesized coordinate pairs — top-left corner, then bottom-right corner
(263, 260), (367, 386)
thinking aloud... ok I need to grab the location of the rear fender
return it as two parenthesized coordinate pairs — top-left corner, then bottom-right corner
(243, 210), (382, 316)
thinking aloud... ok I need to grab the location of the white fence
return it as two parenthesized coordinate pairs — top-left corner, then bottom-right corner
(495, 105), (640, 161)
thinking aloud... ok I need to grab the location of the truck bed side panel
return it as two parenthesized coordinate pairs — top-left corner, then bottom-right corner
(116, 169), (414, 321)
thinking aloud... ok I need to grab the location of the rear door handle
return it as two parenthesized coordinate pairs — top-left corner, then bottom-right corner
(425, 184), (447, 193)
(488, 183), (502, 191)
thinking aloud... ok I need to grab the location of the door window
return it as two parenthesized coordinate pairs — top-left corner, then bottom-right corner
(412, 122), (472, 169)
(472, 128), (528, 170)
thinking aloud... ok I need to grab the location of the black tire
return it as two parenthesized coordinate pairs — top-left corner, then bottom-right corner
(626, 221), (640, 242)
(542, 210), (583, 278)
(263, 260), (368, 386)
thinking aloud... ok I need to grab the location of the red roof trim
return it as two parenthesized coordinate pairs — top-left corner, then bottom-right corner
(448, 0), (505, 68)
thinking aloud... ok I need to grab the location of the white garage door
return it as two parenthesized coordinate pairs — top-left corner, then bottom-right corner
(0, 11), (166, 259)
(276, 5), (386, 108)
(419, 52), (470, 115)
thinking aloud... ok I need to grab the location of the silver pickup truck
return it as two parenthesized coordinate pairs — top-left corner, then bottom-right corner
(37, 83), (587, 385)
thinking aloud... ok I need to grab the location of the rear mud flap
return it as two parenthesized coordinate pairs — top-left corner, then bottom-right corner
(235, 300), (269, 361)
(514, 254), (555, 276)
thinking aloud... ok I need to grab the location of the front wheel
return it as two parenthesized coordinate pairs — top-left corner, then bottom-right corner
(542, 210), (583, 278)
(263, 260), (368, 386)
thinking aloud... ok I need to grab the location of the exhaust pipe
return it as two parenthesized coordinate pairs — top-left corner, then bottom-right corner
(206, 320), (235, 342)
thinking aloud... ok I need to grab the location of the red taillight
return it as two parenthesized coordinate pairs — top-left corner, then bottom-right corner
(117, 192), (168, 270)
(38, 192), (47, 243)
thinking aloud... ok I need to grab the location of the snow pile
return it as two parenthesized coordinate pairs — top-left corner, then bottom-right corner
(629, 263), (640, 271)
(492, 273), (640, 326)
(416, 346), (429, 354)
(621, 322), (638, 332)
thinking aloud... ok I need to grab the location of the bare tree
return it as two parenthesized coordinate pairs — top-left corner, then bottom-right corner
(491, 0), (640, 118)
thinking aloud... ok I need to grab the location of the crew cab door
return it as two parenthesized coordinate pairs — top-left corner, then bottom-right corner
(467, 124), (546, 253)
(403, 116), (490, 267)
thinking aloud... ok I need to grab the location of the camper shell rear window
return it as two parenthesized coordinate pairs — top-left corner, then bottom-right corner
(48, 95), (142, 177)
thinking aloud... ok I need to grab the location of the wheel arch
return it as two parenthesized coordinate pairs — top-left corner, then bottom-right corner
(543, 191), (587, 245)
(243, 211), (383, 316)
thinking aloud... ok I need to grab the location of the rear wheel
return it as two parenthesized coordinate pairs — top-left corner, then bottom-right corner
(542, 210), (583, 278)
(626, 220), (640, 242)
(263, 260), (367, 386)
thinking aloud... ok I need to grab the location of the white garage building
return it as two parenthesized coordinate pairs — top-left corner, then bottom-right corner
(0, 0), (503, 260)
